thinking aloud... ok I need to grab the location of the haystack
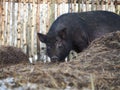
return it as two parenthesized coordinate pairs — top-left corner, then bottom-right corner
(0, 46), (29, 66)
(69, 31), (120, 90)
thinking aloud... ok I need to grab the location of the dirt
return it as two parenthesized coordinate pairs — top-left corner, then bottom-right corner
(0, 31), (120, 90)
(0, 46), (29, 66)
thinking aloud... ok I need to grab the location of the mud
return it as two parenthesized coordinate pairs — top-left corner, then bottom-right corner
(0, 31), (120, 90)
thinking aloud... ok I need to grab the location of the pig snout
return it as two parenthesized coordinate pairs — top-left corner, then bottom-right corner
(51, 56), (59, 62)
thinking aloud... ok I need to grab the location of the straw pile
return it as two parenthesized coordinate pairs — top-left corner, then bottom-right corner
(0, 31), (120, 90)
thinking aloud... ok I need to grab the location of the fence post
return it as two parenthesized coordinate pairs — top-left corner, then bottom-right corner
(17, 0), (21, 48)
(27, 0), (32, 57)
(114, 0), (119, 14)
(11, 0), (16, 46)
(0, 0), (2, 45)
(1, 0), (5, 45)
(50, 0), (55, 26)
(68, 0), (72, 12)
(31, 0), (36, 60)
(78, 0), (80, 12)
(96, 0), (100, 10)
(46, 1), (50, 32)
(36, 0), (40, 60)
(6, 0), (11, 46)
(73, 0), (77, 12)
(86, 0), (90, 11)
(91, 0), (95, 11)
(21, 0), (27, 53)
(57, 1), (60, 16)
(101, 0), (103, 10)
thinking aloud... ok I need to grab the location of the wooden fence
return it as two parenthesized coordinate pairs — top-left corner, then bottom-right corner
(0, 0), (120, 61)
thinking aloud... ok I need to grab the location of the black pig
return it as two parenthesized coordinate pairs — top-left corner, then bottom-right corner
(38, 11), (120, 62)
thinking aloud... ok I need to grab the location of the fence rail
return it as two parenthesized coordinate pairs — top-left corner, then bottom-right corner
(0, 0), (120, 61)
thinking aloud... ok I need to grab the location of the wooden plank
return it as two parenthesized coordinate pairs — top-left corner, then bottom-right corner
(78, 0), (80, 12)
(0, 1), (2, 45)
(46, 1), (50, 32)
(1, 0), (6, 45)
(31, 0), (36, 58)
(49, 0), (55, 26)
(6, 0), (11, 45)
(86, 0), (90, 11)
(57, 1), (60, 16)
(73, 0), (77, 12)
(107, 0), (111, 11)
(26, 0), (32, 57)
(22, 0), (27, 53)
(36, 0), (40, 60)
(105, 0), (108, 10)
(101, 0), (104, 10)
(91, 0), (95, 10)
(20, 0), (24, 50)
(11, 0), (16, 46)
(68, 0), (72, 12)
(115, 0), (119, 13)
(17, 0), (21, 48)
(81, 0), (84, 12)
(96, 0), (100, 10)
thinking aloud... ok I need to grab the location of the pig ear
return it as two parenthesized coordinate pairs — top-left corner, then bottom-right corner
(37, 33), (47, 43)
(58, 28), (67, 39)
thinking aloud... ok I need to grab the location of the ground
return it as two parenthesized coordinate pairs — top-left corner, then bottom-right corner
(0, 31), (120, 90)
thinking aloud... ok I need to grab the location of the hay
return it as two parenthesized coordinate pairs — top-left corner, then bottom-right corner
(0, 31), (120, 90)
(69, 31), (120, 90)
(0, 46), (29, 66)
